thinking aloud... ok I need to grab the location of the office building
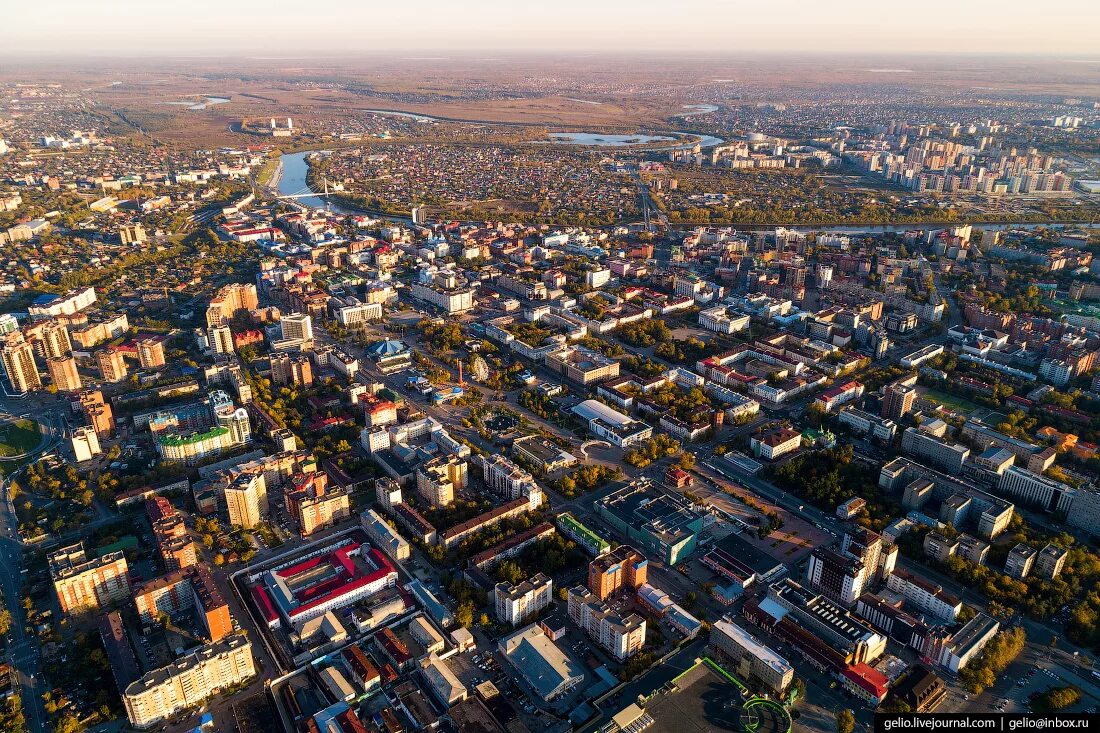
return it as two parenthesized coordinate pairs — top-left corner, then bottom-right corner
(709, 618), (794, 694)
(280, 312), (313, 343)
(97, 347), (129, 382)
(123, 633), (255, 729)
(47, 355), (81, 392)
(49, 542), (131, 615)
(885, 569), (962, 623)
(495, 574), (553, 626)
(137, 337), (166, 369)
(1, 333), (41, 393)
(416, 455), (467, 508)
(588, 545), (648, 600)
(997, 467), (1075, 514)
(901, 426), (969, 473)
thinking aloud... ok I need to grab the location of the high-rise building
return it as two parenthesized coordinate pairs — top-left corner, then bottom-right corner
(587, 545), (648, 600)
(223, 472), (267, 529)
(280, 312), (313, 343)
(97, 347), (128, 383)
(1, 333), (42, 393)
(567, 586), (647, 660)
(882, 383), (917, 420)
(71, 425), (102, 462)
(807, 528), (888, 607)
(123, 633), (255, 729)
(284, 471), (351, 536)
(49, 542), (131, 615)
(270, 352), (313, 386)
(416, 455), (467, 508)
(375, 477), (402, 509)
(40, 320), (72, 359)
(206, 283), (258, 327)
(78, 390), (114, 438)
(495, 574), (553, 626)
(47, 355), (82, 392)
(137, 337), (166, 369)
(208, 324), (234, 355)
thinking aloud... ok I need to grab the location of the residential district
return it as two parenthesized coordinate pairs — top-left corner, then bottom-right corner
(2, 83), (1100, 733)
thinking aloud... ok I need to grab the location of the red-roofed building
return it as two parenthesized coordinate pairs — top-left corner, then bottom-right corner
(842, 663), (889, 704)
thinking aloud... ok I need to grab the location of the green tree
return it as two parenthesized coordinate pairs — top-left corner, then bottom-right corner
(836, 709), (855, 733)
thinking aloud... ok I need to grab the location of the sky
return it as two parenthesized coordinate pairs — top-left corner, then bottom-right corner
(3, 0), (1100, 57)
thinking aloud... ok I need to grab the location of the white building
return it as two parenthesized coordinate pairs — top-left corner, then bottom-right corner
(71, 425), (102, 463)
(494, 574), (553, 626)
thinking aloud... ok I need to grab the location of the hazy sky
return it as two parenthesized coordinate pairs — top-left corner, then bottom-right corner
(4, 0), (1100, 57)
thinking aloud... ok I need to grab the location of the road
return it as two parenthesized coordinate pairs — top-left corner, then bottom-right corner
(0, 467), (47, 733)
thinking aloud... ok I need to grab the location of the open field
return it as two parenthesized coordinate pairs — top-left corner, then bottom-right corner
(0, 419), (41, 458)
(919, 387), (982, 415)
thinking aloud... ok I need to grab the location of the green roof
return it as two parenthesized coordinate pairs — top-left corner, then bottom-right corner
(157, 426), (229, 447)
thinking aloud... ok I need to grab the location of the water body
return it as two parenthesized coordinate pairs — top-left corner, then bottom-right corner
(673, 104), (720, 116)
(160, 96), (231, 110)
(363, 109), (437, 123)
(277, 152), (355, 213)
(547, 132), (676, 147)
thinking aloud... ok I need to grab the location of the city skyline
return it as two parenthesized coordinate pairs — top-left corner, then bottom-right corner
(4, 0), (1100, 57)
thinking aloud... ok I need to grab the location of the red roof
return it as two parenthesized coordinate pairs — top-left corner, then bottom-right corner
(843, 663), (889, 698)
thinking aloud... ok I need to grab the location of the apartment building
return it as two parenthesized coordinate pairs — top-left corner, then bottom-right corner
(137, 337), (166, 369)
(49, 542), (131, 615)
(97, 347), (129, 383)
(270, 352), (314, 386)
(587, 545), (648, 600)
(78, 390), (114, 438)
(1036, 544), (1068, 579)
(123, 633), (255, 729)
(1004, 544), (1037, 579)
(47, 355), (82, 392)
(224, 472), (268, 529)
(494, 574), (553, 626)
(567, 586), (647, 660)
(285, 471), (351, 536)
(417, 455), (468, 508)
(1, 333), (41, 393)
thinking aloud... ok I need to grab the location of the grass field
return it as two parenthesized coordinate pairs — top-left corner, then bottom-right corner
(0, 419), (41, 458)
(920, 388), (981, 415)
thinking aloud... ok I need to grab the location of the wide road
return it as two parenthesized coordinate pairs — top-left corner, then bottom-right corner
(0, 468), (47, 733)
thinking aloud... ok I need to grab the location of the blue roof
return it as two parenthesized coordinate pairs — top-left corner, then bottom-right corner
(32, 294), (59, 305)
(365, 339), (409, 357)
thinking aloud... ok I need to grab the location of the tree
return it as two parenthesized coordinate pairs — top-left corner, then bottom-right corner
(0, 609), (11, 636)
(836, 709), (855, 733)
